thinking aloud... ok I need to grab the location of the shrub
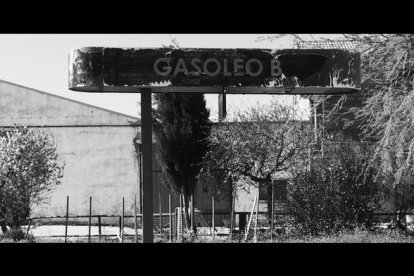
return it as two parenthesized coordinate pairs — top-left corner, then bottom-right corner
(0, 228), (35, 242)
(272, 227), (414, 243)
(286, 138), (383, 235)
(0, 125), (64, 236)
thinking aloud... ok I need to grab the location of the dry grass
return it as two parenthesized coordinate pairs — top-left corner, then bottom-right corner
(2, 227), (414, 243)
(269, 228), (414, 243)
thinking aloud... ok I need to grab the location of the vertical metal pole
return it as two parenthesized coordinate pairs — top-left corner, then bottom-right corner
(173, 211), (176, 241)
(230, 186), (235, 241)
(65, 196), (69, 243)
(190, 194), (194, 231)
(139, 148), (143, 215)
(254, 193), (259, 243)
(179, 194), (184, 241)
(212, 195), (215, 241)
(134, 194), (138, 243)
(244, 195), (257, 242)
(159, 192), (162, 236)
(119, 216), (122, 240)
(322, 97), (325, 139)
(175, 206), (179, 241)
(121, 197), (125, 243)
(169, 194), (172, 242)
(98, 216), (101, 238)
(314, 101), (318, 143)
(271, 182), (275, 242)
(218, 89), (227, 121)
(141, 87), (153, 243)
(26, 218), (32, 237)
(88, 197), (92, 243)
(321, 98), (325, 158)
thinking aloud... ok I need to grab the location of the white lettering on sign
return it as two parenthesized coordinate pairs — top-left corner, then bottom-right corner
(271, 59), (282, 77)
(245, 58), (263, 77)
(153, 58), (282, 77)
(153, 58), (171, 76)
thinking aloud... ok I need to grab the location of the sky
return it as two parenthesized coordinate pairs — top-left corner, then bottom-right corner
(0, 34), (345, 121)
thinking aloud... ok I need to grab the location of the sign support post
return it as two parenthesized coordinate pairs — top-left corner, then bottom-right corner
(218, 90), (226, 121)
(140, 87), (153, 243)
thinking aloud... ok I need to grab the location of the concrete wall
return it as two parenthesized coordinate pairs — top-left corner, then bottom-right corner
(0, 80), (141, 219)
(30, 126), (140, 217)
(0, 79), (251, 224)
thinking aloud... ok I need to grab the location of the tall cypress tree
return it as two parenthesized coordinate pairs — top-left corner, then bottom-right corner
(152, 93), (211, 232)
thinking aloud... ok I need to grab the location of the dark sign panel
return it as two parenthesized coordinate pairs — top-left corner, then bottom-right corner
(69, 47), (360, 94)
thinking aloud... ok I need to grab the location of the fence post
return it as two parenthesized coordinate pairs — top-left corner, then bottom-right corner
(26, 218), (32, 237)
(134, 194), (138, 243)
(271, 182), (275, 242)
(98, 216), (101, 238)
(244, 195), (257, 242)
(119, 216), (122, 240)
(65, 196), (69, 243)
(88, 196), (92, 243)
(159, 192), (162, 237)
(230, 187), (235, 241)
(212, 195), (215, 241)
(121, 197), (125, 243)
(190, 194), (194, 232)
(254, 193), (259, 243)
(180, 194), (184, 241)
(169, 194), (172, 243)
(175, 207), (178, 241)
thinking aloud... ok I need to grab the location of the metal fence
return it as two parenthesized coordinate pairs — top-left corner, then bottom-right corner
(24, 194), (414, 243)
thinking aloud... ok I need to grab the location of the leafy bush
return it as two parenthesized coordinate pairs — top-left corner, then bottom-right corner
(202, 102), (310, 220)
(286, 138), (383, 235)
(0, 125), (63, 236)
(272, 227), (414, 243)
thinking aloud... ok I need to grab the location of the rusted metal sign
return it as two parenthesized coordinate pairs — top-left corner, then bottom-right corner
(69, 47), (360, 94)
(68, 46), (361, 243)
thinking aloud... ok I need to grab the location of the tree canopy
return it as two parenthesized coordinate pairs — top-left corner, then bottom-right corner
(202, 101), (310, 217)
(152, 93), (211, 231)
(344, 34), (414, 212)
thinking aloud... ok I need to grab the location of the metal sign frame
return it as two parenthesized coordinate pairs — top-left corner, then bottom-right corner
(68, 47), (361, 243)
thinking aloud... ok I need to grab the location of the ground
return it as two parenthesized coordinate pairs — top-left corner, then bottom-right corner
(2, 224), (414, 243)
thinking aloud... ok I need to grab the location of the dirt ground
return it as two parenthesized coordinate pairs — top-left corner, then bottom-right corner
(17, 224), (231, 243)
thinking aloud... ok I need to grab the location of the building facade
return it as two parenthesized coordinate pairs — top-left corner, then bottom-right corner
(0, 80), (142, 219)
(0, 79), (233, 226)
